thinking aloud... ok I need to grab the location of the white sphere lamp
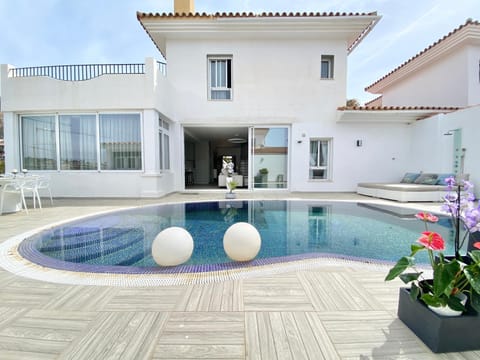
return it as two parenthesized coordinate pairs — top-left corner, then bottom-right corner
(152, 227), (194, 266)
(223, 222), (261, 261)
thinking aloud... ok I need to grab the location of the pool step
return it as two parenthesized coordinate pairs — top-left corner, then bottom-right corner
(39, 227), (137, 252)
(41, 227), (145, 264)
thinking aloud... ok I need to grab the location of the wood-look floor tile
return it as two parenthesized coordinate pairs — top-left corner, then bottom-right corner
(155, 312), (244, 359)
(298, 271), (380, 311)
(176, 281), (244, 311)
(245, 311), (340, 360)
(0, 309), (95, 358)
(243, 274), (313, 311)
(59, 311), (168, 359)
(105, 287), (185, 311)
(0, 280), (64, 307)
(43, 285), (117, 311)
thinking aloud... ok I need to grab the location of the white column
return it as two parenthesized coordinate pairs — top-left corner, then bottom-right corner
(143, 109), (158, 175)
(3, 112), (20, 172)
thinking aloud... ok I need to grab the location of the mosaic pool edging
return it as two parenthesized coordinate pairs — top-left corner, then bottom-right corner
(1, 232), (434, 287)
(0, 198), (436, 287)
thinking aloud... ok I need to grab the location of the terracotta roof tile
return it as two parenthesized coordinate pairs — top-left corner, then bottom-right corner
(337, 105), (460, 111)
(136, 11), (377, 20)
(365, 19), (480, 91)
(364, 95), (382, 106)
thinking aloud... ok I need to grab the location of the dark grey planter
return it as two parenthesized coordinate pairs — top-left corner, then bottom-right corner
(225, 192), (236, 199)
(398, 287), (480, 353)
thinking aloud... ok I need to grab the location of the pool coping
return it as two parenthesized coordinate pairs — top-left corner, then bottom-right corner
(0, 199), (434, 287)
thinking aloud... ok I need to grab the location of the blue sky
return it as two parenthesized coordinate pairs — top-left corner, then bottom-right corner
(0, 0), (479, 103)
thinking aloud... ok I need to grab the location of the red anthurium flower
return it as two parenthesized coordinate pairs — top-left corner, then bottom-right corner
(415, 212), (439, 223)
(417, 231), (445, 251)
(474, 242), (480, 250)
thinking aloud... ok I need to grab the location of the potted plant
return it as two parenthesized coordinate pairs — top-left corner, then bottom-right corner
(259, 168), (268, 176)
(225, 179), (237, 199)
(256, 168), (268, 188)
(386, 177), (480, 352)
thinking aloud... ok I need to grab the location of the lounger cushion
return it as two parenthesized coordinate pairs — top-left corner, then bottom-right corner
(414, 173), (438, 185)
(357, 183), (447, 191)
(436, 173), (455, 185)
(400, 172), (421, 183)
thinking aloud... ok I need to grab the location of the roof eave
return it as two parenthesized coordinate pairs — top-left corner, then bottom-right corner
(365, 19), (480, 94)
(336, 106), (460, 124)
(137, 12), (381, 59)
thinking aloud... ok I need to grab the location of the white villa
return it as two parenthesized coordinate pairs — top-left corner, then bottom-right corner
(0, 0), (479, 198)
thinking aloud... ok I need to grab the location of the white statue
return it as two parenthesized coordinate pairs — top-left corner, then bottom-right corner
(222, 158), (234, 177)
(222, 158), (236, 194)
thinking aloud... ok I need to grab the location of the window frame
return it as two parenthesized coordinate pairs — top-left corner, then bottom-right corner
(158, 117), (171, 172)
(58, 114), (98, 170)
(207, 55), (233, 101)
(19, 112), (143, 172)
(309, 138), (332, 181)
(320, 55), (334, 79)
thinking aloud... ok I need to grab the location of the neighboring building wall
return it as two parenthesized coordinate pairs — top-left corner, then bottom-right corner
(467, 45), (480, 106)
(381, 47), (470, 107)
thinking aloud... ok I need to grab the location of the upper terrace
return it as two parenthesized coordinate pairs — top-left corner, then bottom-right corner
(0, 58), (168, 113)
(8, 61), (166, 82)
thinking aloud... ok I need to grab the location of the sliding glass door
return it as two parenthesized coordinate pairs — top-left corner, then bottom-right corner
(250, 127), (289, 189)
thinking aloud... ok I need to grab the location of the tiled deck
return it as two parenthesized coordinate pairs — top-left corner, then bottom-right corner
(0, 192), (478, 359)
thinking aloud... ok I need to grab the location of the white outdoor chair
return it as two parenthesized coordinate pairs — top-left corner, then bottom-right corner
(11, 177), (42, 214)
(34, 176), (53, 209)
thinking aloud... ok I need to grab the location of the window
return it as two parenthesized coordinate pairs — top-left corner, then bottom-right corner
(21, 113), (142, 171)
(99, 114), (141, 170)
(158, 118), (170, 171)
(309, 139), (331, 180)
(21, 115), (57, 170)
(59, 115), (97, 170)
(321, 55), (334, 79)
(208, 56), (232, 100)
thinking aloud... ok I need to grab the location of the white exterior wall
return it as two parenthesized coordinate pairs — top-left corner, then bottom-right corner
(409, 105), (480, 197)
(290, 121), (412, 191)
(381, 47), (470, 107)
(1, 59), (176, 198)
(167, 38), (347, 124)
(165, 37), (397, 192)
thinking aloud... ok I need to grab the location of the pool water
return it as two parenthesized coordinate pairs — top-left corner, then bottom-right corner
(19, 200), (456, 273)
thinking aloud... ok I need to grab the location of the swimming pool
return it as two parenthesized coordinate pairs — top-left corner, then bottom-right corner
(18, 200), (455, 275)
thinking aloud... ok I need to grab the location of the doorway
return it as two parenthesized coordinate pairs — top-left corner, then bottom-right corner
(183, 126), (289, 190)
(183, 126), (249, 190)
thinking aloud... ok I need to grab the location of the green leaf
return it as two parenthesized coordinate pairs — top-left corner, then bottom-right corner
(421, 293), (444, 308)
(410, 244), (424, 256)
(470, 289), (480, 313)
(446, 295), (466, 312)
(385, 257), (414, 281)
(409, 283), (420, 301)
(399, 272), (422, 284)
(464, 266), (480, 294)
(433, 260), (460, 297)
(469, 250), (480, 264)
